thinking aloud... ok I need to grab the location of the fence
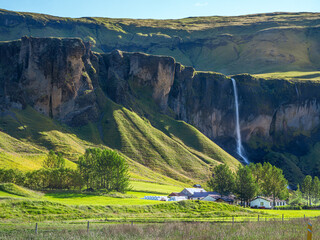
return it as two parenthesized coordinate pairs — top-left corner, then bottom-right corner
(30, 215), (318, 234)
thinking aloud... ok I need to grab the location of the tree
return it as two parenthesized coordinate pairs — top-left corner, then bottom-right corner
(43, 150), (65, 169)
(290, 184), (303, 206)
(78, 148), (130, 192)
(260, 163), (288, 207)
(78, 148), (100, 189)
(312, 176), (320, 204)
(302, 175), (313, 206)
(0, 169), (25, 185)
(112, 151), (130, 192)
(207, 164), (235, 196)
(249, 163), (263, 183)
(235, 165), (258, 206)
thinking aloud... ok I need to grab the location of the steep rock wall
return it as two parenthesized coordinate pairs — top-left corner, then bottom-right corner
(94, 49), (320, 157)
(0, 37), (100, 126)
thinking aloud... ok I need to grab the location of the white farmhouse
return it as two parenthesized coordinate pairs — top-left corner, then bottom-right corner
(250, 197), (272, 209)
(250, 197), (287, 209)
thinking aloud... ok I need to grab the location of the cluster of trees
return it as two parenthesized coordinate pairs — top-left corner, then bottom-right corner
(78, 148), (130, 192)
(0, 148), (130, 193)
(207, 162), (288, 206)
(293, 175), (320, 206)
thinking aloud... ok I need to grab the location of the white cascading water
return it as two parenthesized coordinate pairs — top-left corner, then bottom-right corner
(231, 78), (249, 164)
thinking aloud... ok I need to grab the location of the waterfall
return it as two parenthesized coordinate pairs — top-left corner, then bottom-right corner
(231, 78), (249, 164)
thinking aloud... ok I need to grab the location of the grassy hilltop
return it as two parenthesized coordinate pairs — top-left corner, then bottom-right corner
(0, 9), (319, 74)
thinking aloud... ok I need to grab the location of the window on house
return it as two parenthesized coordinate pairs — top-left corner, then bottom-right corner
(260, 202), (264, 206)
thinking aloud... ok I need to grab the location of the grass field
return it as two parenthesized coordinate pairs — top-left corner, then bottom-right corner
(0, 181), (183, 206)
(0, 218), (318, 239)
(253, 209), (320, 219)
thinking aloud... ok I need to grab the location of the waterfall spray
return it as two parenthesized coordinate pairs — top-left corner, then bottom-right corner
(231, 78), (249, 164)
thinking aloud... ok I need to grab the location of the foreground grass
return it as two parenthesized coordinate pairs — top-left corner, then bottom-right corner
(0, 219), (318, 239)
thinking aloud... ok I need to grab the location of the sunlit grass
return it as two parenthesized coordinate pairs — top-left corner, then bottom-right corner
(130, 181), (183, 194)
(254, 71), (320, 81)
(42, 193), (165, 206)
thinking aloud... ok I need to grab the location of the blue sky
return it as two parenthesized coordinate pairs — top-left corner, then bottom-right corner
(0, 0), (319, 19)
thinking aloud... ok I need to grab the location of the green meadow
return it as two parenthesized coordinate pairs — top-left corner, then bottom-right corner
(1, 182), (320, 224)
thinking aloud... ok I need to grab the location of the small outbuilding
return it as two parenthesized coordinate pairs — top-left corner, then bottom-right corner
(202, 195), (219, 202)
(168, 192), (183, 197)
(189, 191), (220, 200)
(180, 188), (206, 197)
(215, 196), (235, 205)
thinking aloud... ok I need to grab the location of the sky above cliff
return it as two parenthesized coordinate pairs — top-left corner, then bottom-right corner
(1, 0), (319, 19)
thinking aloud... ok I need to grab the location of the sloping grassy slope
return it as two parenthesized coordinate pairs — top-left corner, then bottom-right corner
(0, 183), (42, 198)
(127, 81), (239, 170)
(0, 107), (188, 186)
(100, 97), (239, 183)
(0, 86), (239, 185)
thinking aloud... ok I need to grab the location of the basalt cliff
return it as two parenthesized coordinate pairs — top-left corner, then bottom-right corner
(0, 9), (320, 75)
(1, 36), (320, 185)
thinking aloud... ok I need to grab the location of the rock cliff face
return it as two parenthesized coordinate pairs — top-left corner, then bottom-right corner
(169, 72), (320, 156)
(0, 37), (100, 126)
(0, 10), (320, 75)
(2, 37), (320, 184)
(95, 48), (320, 184)
(95, 48), (320, 163)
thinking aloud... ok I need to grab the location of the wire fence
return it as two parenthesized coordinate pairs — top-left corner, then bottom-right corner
(26, 214), (319, 234)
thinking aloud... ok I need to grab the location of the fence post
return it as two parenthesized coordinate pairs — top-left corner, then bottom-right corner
(258, 215), (259, 222)
(35, 223), (38, 234)
(282, 214), (284, 222)
(304, 214), (306, 220)
(232, 216), (234, 226)
(307, 222), (312, 240)
(131, 221), (133, 226)
(87, 221), (90, 234)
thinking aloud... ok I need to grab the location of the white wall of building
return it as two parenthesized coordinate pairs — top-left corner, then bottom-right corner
(250, 198), (271, 208)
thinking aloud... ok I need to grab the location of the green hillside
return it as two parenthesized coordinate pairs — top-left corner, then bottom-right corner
(0, 93), (239, 185)
(0, 9), (319, 74)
